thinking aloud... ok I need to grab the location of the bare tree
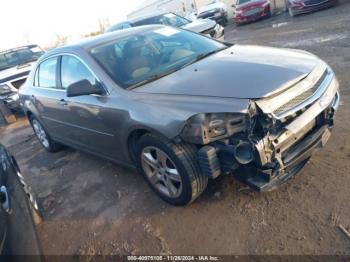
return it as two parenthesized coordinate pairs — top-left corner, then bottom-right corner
(53, 34), (68, 48)
(83, 18), (111, 38)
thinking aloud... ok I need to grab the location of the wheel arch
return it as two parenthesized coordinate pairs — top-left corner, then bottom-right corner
(126, 126), (176, 165)
(26, 110), (33, 120)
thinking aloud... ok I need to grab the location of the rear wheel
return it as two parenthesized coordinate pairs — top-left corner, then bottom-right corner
(29, 115), (62, 152)
(136, 134), (208, 206)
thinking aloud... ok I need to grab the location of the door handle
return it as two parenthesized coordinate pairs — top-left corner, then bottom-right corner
(58, 99), (68, 106)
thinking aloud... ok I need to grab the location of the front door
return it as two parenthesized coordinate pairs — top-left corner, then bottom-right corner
(57, 55), (118, 158)
(30, 56), (69, 139)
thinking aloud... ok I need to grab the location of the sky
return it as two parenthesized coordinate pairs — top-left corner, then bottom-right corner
(0, 0), (142, 50)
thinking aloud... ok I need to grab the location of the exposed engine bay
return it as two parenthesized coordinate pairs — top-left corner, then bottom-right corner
(181, 64), (340, 191)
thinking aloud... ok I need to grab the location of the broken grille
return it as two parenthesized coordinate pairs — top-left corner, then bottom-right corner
(273, 70), (327, 116)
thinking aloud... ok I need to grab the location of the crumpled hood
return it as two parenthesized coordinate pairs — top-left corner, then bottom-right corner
(0, 62), (34, 83)
(181, 19), (216, 33)
(134, 45), (321, 99)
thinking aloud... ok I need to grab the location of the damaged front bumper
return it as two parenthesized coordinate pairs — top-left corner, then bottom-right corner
(197, 66), (340, 192)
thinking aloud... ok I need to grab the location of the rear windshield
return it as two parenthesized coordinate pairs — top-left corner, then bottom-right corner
(0, 46), (44, 71)
(133, 13), (190, 28)
(90, 27), (226, 89)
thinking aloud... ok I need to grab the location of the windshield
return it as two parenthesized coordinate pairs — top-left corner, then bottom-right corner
(0, 46), (44, 71)
(133, 13), (190, 28)
(236, 0), (251, 4)
(90, 27), (227, 89)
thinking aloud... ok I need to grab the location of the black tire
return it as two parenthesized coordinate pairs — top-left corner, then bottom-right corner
(136, 134), (208, 206)
(29, 115), (62, 153)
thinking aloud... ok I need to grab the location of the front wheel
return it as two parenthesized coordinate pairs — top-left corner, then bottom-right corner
(29, 115), (62, 152)
(136, 134), (208, 206)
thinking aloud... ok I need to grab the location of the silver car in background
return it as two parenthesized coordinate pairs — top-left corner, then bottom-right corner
(107, 12), (225, 41)
(19, 25), (339, 205)
(0, 45), (44, 111)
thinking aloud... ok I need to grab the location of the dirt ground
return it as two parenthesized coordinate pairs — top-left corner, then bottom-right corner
(1, 1), (350, 255)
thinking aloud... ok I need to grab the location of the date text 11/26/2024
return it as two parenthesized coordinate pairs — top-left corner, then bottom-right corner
(127, 256), (220, 261)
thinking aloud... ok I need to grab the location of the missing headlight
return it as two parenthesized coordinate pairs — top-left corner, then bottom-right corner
(181, 113), (248, 144)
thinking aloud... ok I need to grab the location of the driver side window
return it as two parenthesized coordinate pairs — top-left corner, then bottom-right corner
(61, 56), (96, 89)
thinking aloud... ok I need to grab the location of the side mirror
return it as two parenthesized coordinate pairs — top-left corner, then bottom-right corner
(66, 79), (104, 97)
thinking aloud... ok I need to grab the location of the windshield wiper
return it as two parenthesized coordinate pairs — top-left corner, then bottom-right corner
(184, 48), (226, 67)
(127, 68), (179, 90)
(127, 48), (226, 90)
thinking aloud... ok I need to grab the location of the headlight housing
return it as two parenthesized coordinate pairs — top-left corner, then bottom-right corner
(0, 84), (11, 95)
(181, 113), (248, 144)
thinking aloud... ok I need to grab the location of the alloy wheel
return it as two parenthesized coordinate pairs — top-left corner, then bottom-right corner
(32, 119), (50, 149)
(141, 146), (183, 199)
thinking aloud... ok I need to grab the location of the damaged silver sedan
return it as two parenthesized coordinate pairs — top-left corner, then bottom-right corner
(19, 25), (339, 205)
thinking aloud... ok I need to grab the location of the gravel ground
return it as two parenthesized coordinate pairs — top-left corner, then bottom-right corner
(1, 1), (350, 255)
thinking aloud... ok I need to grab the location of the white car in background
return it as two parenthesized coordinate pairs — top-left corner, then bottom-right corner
(0, 45), (44, 111)
(107, 12), (225, 41)
(197, 0), (228, 26)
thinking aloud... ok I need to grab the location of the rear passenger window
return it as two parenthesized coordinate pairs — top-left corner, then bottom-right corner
(61, 56), (96, 89)
(36, 57), (58, 88)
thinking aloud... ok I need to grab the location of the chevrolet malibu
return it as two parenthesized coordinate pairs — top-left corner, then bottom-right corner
(19, 25), (340, 205)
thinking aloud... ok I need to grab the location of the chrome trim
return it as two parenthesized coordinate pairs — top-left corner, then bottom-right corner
(255, 62), (329, 119)
(332, 91), (340, 111)
(286, 77), (339, 134)
(276, 70), (332, 119)
(33, 86), (65, 92)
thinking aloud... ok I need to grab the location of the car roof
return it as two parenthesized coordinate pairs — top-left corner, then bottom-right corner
(40, 25), (164, 59)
